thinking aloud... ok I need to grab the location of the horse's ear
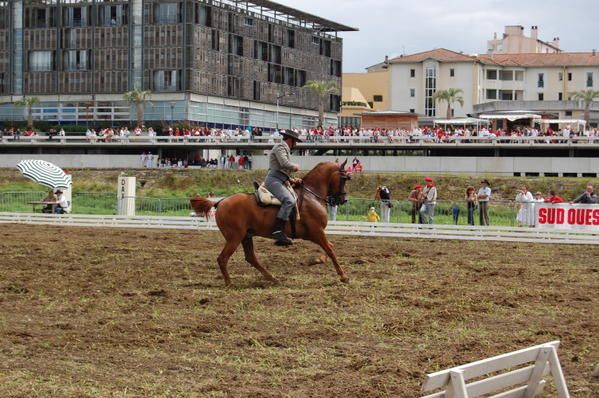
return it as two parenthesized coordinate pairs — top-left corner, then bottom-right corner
(340, 158), (347, 170)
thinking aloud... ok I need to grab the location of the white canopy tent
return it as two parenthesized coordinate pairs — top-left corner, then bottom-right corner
(534, 119), (587, 132)
(479, 113), (543, 121)
(433, 117), (489, 126)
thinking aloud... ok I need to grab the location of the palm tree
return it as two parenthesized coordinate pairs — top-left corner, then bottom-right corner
(123, 88), (151, 127)
(432, 88), (464, 119)
(303, 80), (339, 127)
(14, 97), (40, 129)
(570, 89), (599, 128)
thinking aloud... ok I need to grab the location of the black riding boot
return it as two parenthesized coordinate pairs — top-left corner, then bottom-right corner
(272, 217), (293, 246)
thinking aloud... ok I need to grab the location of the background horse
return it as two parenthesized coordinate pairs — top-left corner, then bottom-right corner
(191, 160), (350, 286)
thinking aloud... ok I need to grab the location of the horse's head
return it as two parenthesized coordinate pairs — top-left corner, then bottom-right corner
(328, 159), (351, 206)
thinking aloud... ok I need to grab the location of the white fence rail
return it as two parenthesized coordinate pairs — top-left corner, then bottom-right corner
(1, 213), (597, 245)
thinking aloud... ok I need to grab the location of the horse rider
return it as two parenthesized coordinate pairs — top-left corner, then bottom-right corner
(265, 129), (303, 246)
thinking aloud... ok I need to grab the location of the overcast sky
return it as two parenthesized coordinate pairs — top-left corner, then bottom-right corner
(282, 0), (599, 72)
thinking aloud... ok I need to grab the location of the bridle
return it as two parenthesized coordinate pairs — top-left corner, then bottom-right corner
(302, 168), (350, 207)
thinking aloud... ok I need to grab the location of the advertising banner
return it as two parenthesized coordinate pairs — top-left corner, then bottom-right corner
(536, 203), (599, 231)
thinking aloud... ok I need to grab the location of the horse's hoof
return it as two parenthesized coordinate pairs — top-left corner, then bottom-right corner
(340, 276), (350, 284)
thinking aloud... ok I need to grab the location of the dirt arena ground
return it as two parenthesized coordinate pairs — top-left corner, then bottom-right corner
(1, 225), (598, 397)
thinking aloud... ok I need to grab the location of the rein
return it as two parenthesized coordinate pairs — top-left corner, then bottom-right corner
(302, 184), (327, 204)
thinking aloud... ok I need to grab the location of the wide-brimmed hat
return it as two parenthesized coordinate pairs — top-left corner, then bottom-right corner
(280, 129), (303, 142)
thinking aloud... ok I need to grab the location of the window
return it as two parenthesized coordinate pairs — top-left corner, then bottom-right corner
(270, 44), (281, 64)
(330, 60), (341, 77)
(515, 71), (524, 81)
(500, 91), (513, 100)
(196, 5), (212, 27)
(99, 4), (128, 26)
(367, 101), (373, 108)
(286, 29), (295, 48)
(424, 66), (436, 117)
(154, 3), (180, 24)
(538, 93), (544, 101)
(63, 6), (89, 27)
(537, 73), (544, 88)
(558, 72), (563, 81)
(565, 111), (573, 116)
(499, 70), (514, 81)
(486, 89), (497, 100)
(409, 108), (415, 113)
(410, 69), (415, 78)
(587, 72), (593, 87)
(63, 50), (89, 71)
(558, 92), (563, 101)
(253, 40), (268, 61)
(330, 94), (340, 112)
(230, 35), (243, 56)
(267, 64), (282, 84)
(29, 51), (53, 72)
(284, 67), (295, 86)
(253, 81), (260, 101)
(153, 70), (180, 91)
(244, 17), (254, 26)
(450, 68), (455, 77)
(410, 88), (415, 97)
(568, 72), (572, 81)
(320, 40), (331, 57)
(373, 95), (383, 102)
(297, 70), (307, 87)
(211, 30), (220, 51)
(312, 36), (320, 45)
(486, 69), (497, 80)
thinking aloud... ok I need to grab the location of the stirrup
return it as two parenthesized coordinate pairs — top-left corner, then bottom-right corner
(272, 230), (293, 246)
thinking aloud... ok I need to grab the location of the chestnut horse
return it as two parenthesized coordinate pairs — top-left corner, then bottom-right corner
(190, 161), (351, 286)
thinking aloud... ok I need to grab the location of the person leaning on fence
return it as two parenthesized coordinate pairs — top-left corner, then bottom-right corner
(367, 206), (380, 222)
(375, 185), (392, 223)
(515, 185), (534, 226)
(572, 184), (597, 204)
(420, 177), (437, 224)
(477, 179), (491, 226)
(465, 186), (477, 226)
(408, 184), (423, 223)
(545, 190), (564, 204)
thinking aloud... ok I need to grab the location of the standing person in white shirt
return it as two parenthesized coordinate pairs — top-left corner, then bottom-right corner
(420, 177), (438, 224)
(477, 179), (492, 226)
(515, 185), (534, 226)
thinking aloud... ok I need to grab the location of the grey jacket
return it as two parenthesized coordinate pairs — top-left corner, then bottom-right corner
(268, 141), (297, 181)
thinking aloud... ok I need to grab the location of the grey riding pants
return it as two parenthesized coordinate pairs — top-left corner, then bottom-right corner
(264, 174), (296, 221)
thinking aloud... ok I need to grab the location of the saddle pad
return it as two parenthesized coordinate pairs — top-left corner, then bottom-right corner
(257, 184), (282, 206)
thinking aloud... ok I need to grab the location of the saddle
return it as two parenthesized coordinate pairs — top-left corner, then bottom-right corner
(253, 181), (300, 221)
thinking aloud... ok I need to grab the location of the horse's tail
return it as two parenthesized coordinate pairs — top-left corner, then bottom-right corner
(190, 196), (220, 215)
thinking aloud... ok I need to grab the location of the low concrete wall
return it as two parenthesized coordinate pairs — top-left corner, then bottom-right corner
(1, 154), (597, 176)
(0, 154), (143, 169)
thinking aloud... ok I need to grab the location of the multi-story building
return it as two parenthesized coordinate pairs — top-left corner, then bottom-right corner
(0, 0), (355, 129)
(487, 25), (561, 55)
(344, 48), (599, 127)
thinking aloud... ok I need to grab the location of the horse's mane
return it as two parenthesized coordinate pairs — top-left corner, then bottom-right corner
(302, 161), (340, 182)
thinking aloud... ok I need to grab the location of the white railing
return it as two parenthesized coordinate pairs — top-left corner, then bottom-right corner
(1, 212), (597, 245)
(1, 134), (598, 146)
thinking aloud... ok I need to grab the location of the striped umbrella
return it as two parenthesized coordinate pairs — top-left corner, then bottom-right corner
(16, 159), (72, 190)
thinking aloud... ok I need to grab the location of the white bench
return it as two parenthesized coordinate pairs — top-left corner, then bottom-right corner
(421, 340), (569, 398)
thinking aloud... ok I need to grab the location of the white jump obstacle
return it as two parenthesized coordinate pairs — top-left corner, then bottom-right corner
(421, 341), (569, 398)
